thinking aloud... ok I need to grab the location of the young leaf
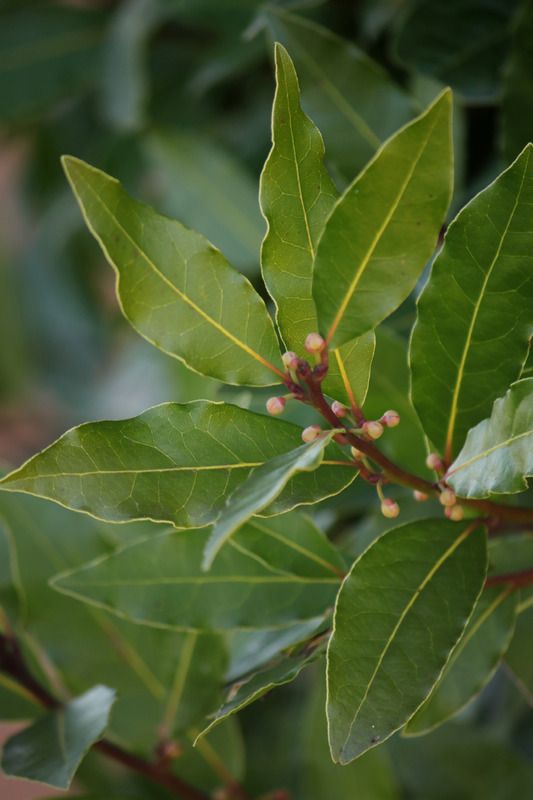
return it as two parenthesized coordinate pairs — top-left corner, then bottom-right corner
(313, 90), (453, 349)
(411, 145), (533, 461)
(404, 585), (518, 735)
(327, 519), (487, 763)
(62, 157), (282, 386)
(1, 685), (115, 789)
(261, 6), (414, 178)
(196, 637), (327, 740)
(0, 401), (356, 527)
(322, 331), (375, 413)
(446, 379), (533, 498)
(260, 43), (337, 352)
(203, 431), (337, 568)
(52, 515), (343, 632)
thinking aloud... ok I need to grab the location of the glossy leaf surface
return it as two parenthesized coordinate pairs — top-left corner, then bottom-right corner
(0, 401), (356, 527)
(62, 157), (281, 386)
(260, 43), (336, 352)
(313, 90), (453, 348)
(322, 331), (375, 411)
(1, 685), (115, 789)
(447, 379), (533, 498)
(53, 513), (344, 631)
(411, 145), (533, 460)
(327, 519), (486, 763)
(404, 585), (517, 735)
(204, 432), (338, 567)
(262, 7), (414, 177)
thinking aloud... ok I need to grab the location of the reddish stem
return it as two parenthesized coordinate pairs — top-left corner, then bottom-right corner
(485, 568), (533, 589)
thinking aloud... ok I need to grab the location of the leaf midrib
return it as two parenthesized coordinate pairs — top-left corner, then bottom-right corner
(71, 165), (281, 377)
(326, 108), (440, 343)
(448, 427), (533, 476)
(444, 148), (531, 460)
(340, 524), (474, 757)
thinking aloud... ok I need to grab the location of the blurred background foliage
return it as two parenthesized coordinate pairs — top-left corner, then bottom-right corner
(0, 0), (532, 797)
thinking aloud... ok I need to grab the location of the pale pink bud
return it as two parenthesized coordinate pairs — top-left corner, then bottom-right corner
(281, 351), (299, 370)
(301, 425), (322, 443)
(266, 396), (286, 415)
(439, 488), (456, 507)
(426, 452), (444, 472)
(331, 400), (348, 418)
(413, 490), (429, 502)
(304, 332), (326, 354)
(445, 504), (464, 521)
(363, 420), (384, 440)
(381, 409), (400, 428)
(350, 446), (364, 460)
(381, 498), (400, 519)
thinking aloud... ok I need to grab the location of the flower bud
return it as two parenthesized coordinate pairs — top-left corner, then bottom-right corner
(266, 396), (286, 415)
(445, 504), (464, 521)
(331, 400), (348, 418)
(426, 452), (444, 472)
(363, 420), (384, 440)
(381, 498), (400, 519)
(439, 488), (456, 507)
(381, 409), (400, 428)
(413, 490), (429, 502)
(281, 351), (299, 370)
(304, 332), (326, 354)
(350, 446), (364, 460)
(301, 425), (321, 443)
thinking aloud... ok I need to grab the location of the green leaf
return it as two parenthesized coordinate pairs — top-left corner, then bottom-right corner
(144, 131), (264, 275)
(447, 379), (533, 498)
(393, 0), (520, 102)
(0, 6), (103, 123)
(260, 43), (337, 352)
(327, 519), (487, 763)
(1, 685), (115, 789)
(411, 145), (533, 461)
(0, 401), (356, 527)
(303, 676), (400, 800)
(0, 515), (24, 620)
(322, 331), (375, 412)
(364, 327), (428, 474)
(489, 531), (533, 576)
(52, 513), (343, 632)
(313, 90), (453, 349)
(197, 637), (327, 740)
(503, 0), (533, 159)
(404, 585), (518, 735)
(261, 7), (414, 178)
(61, 156), (282, 386)
(506, 604), (533, 699)
(0, 492), (227, 750)
(203, 431), (338, 568)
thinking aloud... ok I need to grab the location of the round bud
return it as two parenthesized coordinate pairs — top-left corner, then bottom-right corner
(350, 446), (364, 460)
(363, 420), (384, 440)
(266, 396), (286, 415)
(413, 490), (429, 502)
(304, 332), (326, 354)
(381, 410), (400, 428)
(331, 400), (348, 418)
(445, 504), (464, 521)
(301, 425), (322, 443)
(426, 452), (444, 472)
(381, 498), (400, 519)
(439, 488), (456, 507)
(281, 351), (299, 370)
